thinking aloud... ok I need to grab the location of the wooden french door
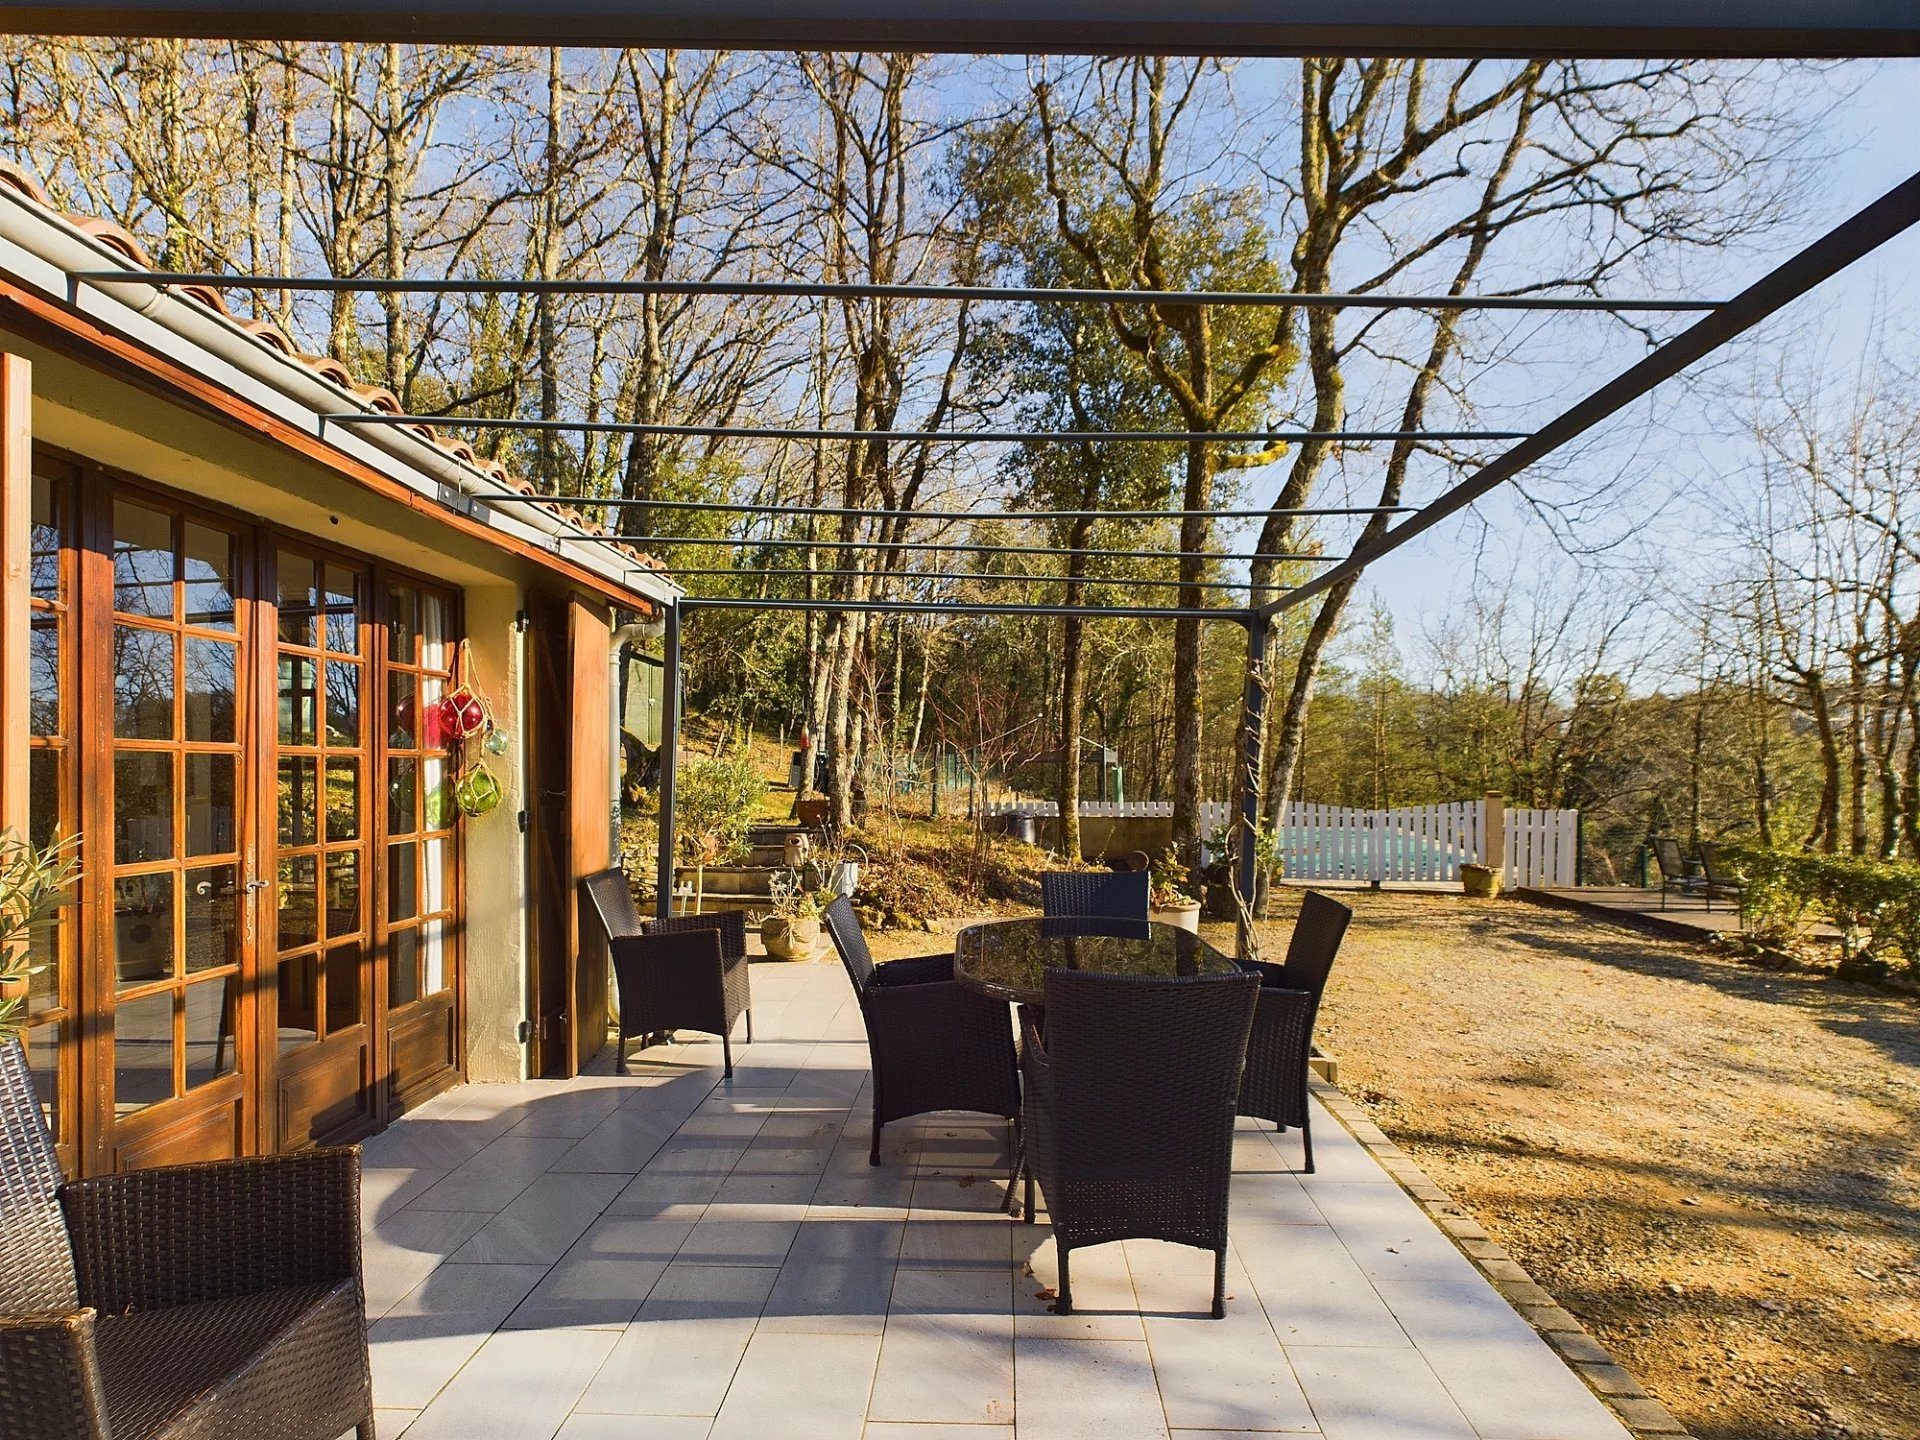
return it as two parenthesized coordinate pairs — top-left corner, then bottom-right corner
(21, 452), (466, 1175)
(93, 488), (256, 1170)
(263, 546), (377, 1150)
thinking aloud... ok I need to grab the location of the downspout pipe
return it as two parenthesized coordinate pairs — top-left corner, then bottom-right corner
(609, 614), (665, 860)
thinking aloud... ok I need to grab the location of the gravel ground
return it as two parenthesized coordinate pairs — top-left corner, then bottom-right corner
(1260, 889), (1920, 1440)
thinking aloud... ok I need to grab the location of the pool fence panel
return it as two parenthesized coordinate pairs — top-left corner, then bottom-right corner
(987, 796), (1579, 888)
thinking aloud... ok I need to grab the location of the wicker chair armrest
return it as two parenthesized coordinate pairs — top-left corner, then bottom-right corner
(60, 1148), (362, 1316)
(870, 952), (955, 987)
(0, 1310), (112, 1438)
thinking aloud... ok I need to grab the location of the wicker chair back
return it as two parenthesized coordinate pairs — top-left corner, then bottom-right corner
(1040, 869), (1150, 922)
(823, 896), (876, 992)
(580, 867), (645, 942)
(0, 1038), (79, 1312)
(1277, 891), (1353, 998)
(1041, 968), (1257, 1204)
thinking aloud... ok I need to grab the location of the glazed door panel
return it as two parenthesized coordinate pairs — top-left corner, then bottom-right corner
(262, 546), (377, 1150)
(96, 491), (254, 1170)
(526, 591), (574, 1079)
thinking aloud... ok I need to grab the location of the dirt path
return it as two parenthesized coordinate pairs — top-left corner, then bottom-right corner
(1256, 890), (1920, 1440)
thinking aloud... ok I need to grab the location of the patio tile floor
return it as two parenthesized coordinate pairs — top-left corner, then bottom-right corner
(356, 960), (1630, 1440)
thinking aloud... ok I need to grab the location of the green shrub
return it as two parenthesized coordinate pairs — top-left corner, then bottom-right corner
(1720, 843), (1920, 978)
(674, 753), (767, 867)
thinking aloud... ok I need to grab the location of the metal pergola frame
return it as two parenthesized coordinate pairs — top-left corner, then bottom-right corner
(9, 5), (1915, 939)
(5, 2), (1919, 56)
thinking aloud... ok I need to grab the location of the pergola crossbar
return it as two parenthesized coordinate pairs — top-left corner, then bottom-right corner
(81, 270), (1722, 311)
(583, 534), (1337, 564)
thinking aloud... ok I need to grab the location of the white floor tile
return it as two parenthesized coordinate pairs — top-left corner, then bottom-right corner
(574, 1264), (777, 1417)
(1012, 1336), (1169, 1440)
(868, 1268), (1014, 1425)
(708, 1331), (881, 1440)
(1287, 1346), (1477, 1440)
(370, 1263), (548, 1408)
(402, 1325), (620, 1440)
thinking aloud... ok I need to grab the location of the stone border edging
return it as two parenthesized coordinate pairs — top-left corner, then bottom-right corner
(1309, 1078), (1697, 1440)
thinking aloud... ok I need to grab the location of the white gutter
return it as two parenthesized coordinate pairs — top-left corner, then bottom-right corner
(0, 185), (682, 612)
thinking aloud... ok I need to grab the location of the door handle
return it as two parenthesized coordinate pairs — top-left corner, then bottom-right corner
(245, 879), (271, 893)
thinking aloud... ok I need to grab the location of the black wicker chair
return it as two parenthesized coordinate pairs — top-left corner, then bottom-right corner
(1020, 967), (1258, 1318)
(1040, 869), (1150, 922)
(580, 869), (753, 1078)
(0, 1038), (374, 1440)
(1235, 889), (1352, 1172)
(822, 897), (1020, 1167)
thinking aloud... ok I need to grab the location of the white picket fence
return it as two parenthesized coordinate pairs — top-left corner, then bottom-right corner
(986, 795), (1579, 887)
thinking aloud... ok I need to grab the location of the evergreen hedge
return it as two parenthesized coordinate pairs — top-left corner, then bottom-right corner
(1719, 843), (1920, 979)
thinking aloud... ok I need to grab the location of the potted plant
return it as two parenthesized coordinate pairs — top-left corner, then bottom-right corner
(795, 791), (831, 829)
(762, 886), (832, 961)
(1, 832), (80, 1042)
(673, 753), (765, 914)
(1460, 862), (1502, 898)
(1148, 848), (1203, 933)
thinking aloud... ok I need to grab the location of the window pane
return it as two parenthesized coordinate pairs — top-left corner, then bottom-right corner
(422, 917), (447, 995)
(326, 661), (360, 746)
(27, 916), (59, 1011)
(325, 942), (362, 1033)
(114, 989), (174, 1114)
(387, 583), (419, 666)
(424, 835), (452, 916)
(186, 754), (236, 857)
(185, 864), (238, 974)
(278, 655), (318, 746)
(113, 499), (174, 619)
(113, 873), (175, 987)
(421, 676), (449, 747)
(388, 671), (417, 749)
(423, 758), (454, 831)
(422, 591), (451, 670)
(326, 759), (360, 843)
(325, 851), (361, 939)
(183, 522), (235, 630)
(29, 616), (58, 735)
(114, 626), (175, 739)
(278, 552), (317, 646)
(324, 565), (359, 655)
(29, 474), (61, 601)
(388, 842), (418, 923)
(278, 757), (318, 847)
(28, 749), (61, 851)
(114, 751), (173, 863)
(277, 956), (319, 1053)
(388, 758), (417, 836)
(277, 854), (318, 950)
(185, 638), (237, 742)
(25, 1021), (59, 1141)
(183, 976), (238, 1090)
(388, 927), (420, 1008)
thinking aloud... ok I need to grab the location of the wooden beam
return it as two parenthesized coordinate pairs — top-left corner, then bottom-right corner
(0, 352), (28, 841)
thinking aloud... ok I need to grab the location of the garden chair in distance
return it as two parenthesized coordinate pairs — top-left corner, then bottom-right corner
(1019, 967), (1259, 1318)
(0, 1038), (374, 1440)
(579, 868), (753, 1077)
(823, 896), (1020, 1169)
(1650, 835), (1708, 910)
(1235, 889), (1353, 1172)
(1040, 868), (1150, 922)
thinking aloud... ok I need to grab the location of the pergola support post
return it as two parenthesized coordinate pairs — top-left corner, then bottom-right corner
(655, 602), (682, 919)
(1235, 612), (1269, 961)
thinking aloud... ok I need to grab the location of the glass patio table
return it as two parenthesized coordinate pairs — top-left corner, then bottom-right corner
(952, 916), (1240, 1006)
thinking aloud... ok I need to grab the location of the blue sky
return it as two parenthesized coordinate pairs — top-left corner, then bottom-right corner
(1340, 59), (1920, 681)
